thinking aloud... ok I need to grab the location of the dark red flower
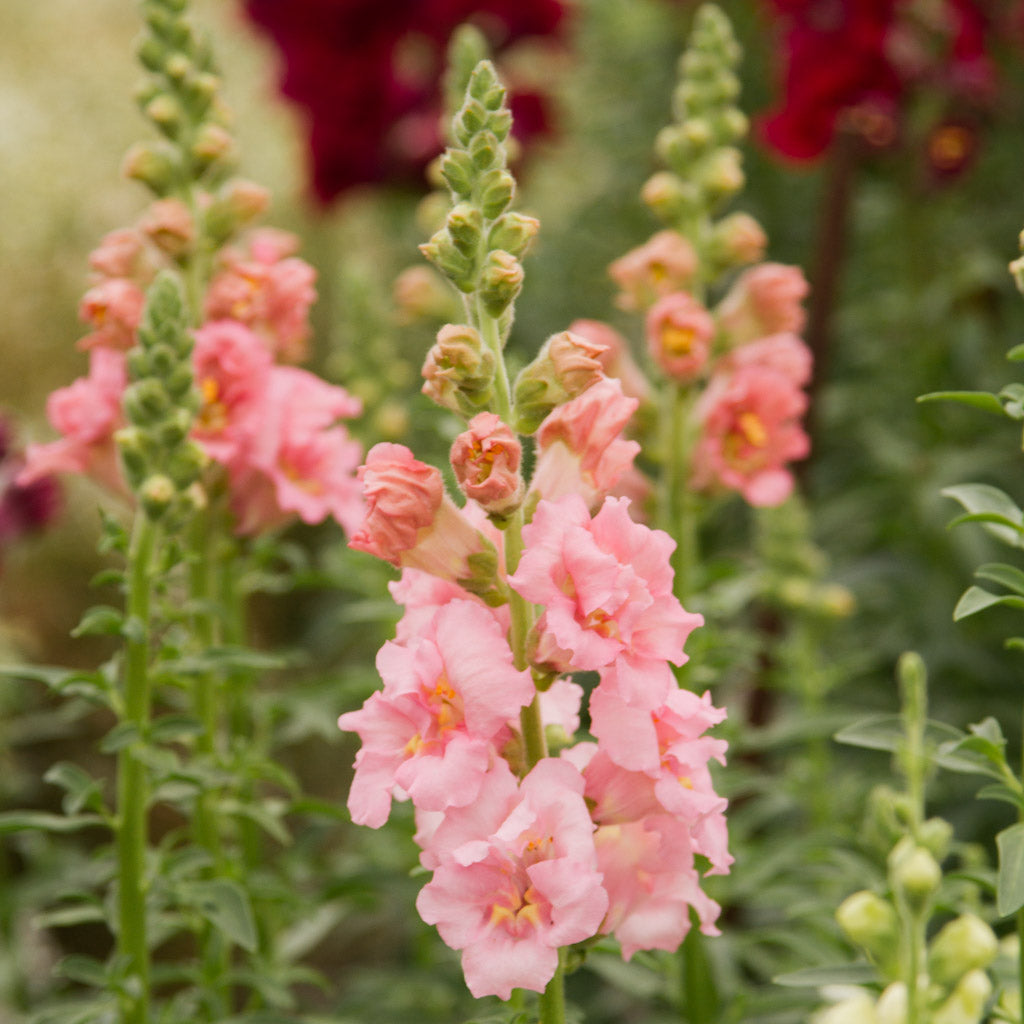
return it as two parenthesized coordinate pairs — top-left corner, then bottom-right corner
(242, 0), (568, 203)
(0, 416), (60, 554)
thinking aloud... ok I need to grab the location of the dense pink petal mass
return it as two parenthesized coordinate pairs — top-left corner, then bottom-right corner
(338, 600), (533, 827)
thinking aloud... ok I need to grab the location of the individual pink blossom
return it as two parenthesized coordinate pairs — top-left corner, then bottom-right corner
(595, 814), (723, 959)
(567, 319), (652, 405)
(205, 229), (317, 363)
(138, 197), (196, 258)
(19, 349), (127, 494)
(337, 599), (534, 827)
(692, 363), (810, 507)
(645, 292), (716, 382)
(88, 228), (150, 280)
(191, 319), (274, 466)
(721, 331), (813, 388)
(509, 494), (703, 696)
(715, 262), (809, 346)
(609, 230), (699, 312)
(350, 443), (499, 587)
(415, 757), (608, 999)
(529, 378), (641, 511)
(77, 279), (146, 351)
(229, 365), (363, 534)
(450, 413), (524, 516)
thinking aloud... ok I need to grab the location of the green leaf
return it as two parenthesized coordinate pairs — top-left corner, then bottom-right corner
(834, 714), (962, 755)
(953, 586), (1024, 621)
(917, 390), (1006, 415)
(943, 484), (1024, 547)
(99, 721), (141, 754)
(975, 562), (1024, 596)
(71, 605), (126, 638)
(44, 762), (107, 816)
(0, 811), (107, 834)
(36, 904), (107, 930)
(773, 963), (878, 987)
(148, 714), (205, 744)
(1007, 343), (1024, 362)
(997, 822), (1024, 916)
(54, 954), (109, 988)
(220, 798), (291, 846)
(955, 716), (1009, 765)
(1002, 382), (1024, 419)
(975, 784), (1024, 810)
(176, 879), (258, 951)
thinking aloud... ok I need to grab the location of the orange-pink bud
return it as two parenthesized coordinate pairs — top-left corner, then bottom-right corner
(450, 413), (524, 516)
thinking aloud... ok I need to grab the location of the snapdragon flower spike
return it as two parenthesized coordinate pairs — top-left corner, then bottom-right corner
(509, 494), (704, 698)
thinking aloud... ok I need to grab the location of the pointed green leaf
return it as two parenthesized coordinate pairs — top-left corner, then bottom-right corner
(943, 483), (1024, 547)
(834, 714), (962, 755)
(997, 822), (1024, 916)
(99, 721), (141, 754)
(0, 811), (107, 834)
(917, 390), (1006, 415)
(975, 784), (1024, 811)
(148, 714), (205, 744)
(71, 605), (126, 638)
(773, 963), (878, 987)
(953, 586), (1024, 621)
(1007, 343), (1024, 362)
(54, 954), (109, 987)
(1001, 382), (1024, 419)
(177, 879), (258, 951)
(975, 562), (1024, 596)
(43, 762), (107, 816)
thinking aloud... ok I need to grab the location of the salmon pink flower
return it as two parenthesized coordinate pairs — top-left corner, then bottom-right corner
(88, 228), (151, 280)
(450, 413), (524, 516)
(20, 349), (127, 494)
(230, 366), (363, 535)
(77, 278), (146, 352)
(509, 494), (703, 695)
(415, 757), (607, 999)
(715, 262), (809, 346)
(645, 292), (716, 382)
(529, 378), (641, 511)
(350, 443), (500, 590)
(692, 363), (810, 507)
(568, 319), (652, 405)
(609, 230), (698, 312)
(721, 331), (813, 387)
(205, 229), (317, 363)
(338, 599), (534, 827)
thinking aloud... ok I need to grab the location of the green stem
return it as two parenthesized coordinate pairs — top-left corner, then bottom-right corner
(117, 512), (160, 1024)
(537, 949), (566, 1024)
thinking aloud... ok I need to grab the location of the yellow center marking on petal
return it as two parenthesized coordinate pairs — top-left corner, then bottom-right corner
(583, 608), (620, 639)
(737, 411), (768, 448)
(678, 775), (694, 789)
(661, 324), (696, 357)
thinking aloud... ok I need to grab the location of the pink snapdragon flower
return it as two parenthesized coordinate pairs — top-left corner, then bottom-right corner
(529, 378), (641, 510)
(415, 757), (608, 999)
(715, 262), (809, 346)
(350, 443), (499, 587)
(205, 228), (317, 363)
(20, 349), (127, 494)
(721, 331), (813, 388)
(138, 197), (196, 258)
(77, 279), (146, 352)
(229, 366), (364, 535)
(645, 292), (716, 382)
(88, 228), (152, 281)
(692, 363), (810, 507)
(450, 412), (524, 516)
(609, 230), (698, 311)
(595, 814), (723, 959)
(338, 599), (534, 827)
(509, 494), (703, 698)
(191, 319), (274, 465)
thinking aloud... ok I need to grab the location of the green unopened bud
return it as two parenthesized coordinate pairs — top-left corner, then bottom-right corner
(140, 473), (176, 520)
(202, 179), (271, 245)
(478, 250), (523, 317)
(487, 212), (539, 258)
(642, 171), (699, 222)
(122, 142), (179, 195)
(137, 36), (167, 73)
(156, 407), (194, 449)
(420, 229), (477, 291)
(454, 98), (488, 146)
(707, 211), (767, 269)
(116, 427), (150, 486)
(441, 149), (476, 197)
(928, 914), (999, 988)
(191, 122), (234, 170)
(164, 52), (191, 81)
(145, 94), (183, 136)
(700, 147), (744, 201)
(478, 168), (515, 219)
(469, 131), (500, 171)
(1010, 253), (1024, 295)
(125, 379), (172, 426)
(918, 817), (954, 861)
(813, 991), (879, 1024)
(447, 203), (484, 256)
(164, 440), (207, 489)
(932, 969), (992, 1024)
(835, 890), (899, 961)
(889, 838), (941, 905)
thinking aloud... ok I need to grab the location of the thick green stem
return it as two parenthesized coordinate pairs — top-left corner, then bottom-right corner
(538, 949), (566, 1024)
(117, 513), (160, 1024)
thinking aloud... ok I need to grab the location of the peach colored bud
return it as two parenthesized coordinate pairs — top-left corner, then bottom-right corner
(645, 292), (715, 381)
(547, 330), (607, 395)
(221, 179), (272, 224)
(716, 263), (809, 346)
(450, 412), (524, 516)
(77, 279), (146, 351)
(138, 198), (195, 257)
(568, 319), (652, 405)
(709, 212), (767, 268)
(609, 230), (698, 312)
(192, 123), (235, 166)
(421, 323), (495, 417)
(393, 266), (460, 324)
(121, 141), (177, 194)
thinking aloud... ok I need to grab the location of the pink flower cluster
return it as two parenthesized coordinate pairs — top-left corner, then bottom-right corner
(340, 356), (729, 998)
(599, 232), (813, 507)
(20, 201), (363, 536)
